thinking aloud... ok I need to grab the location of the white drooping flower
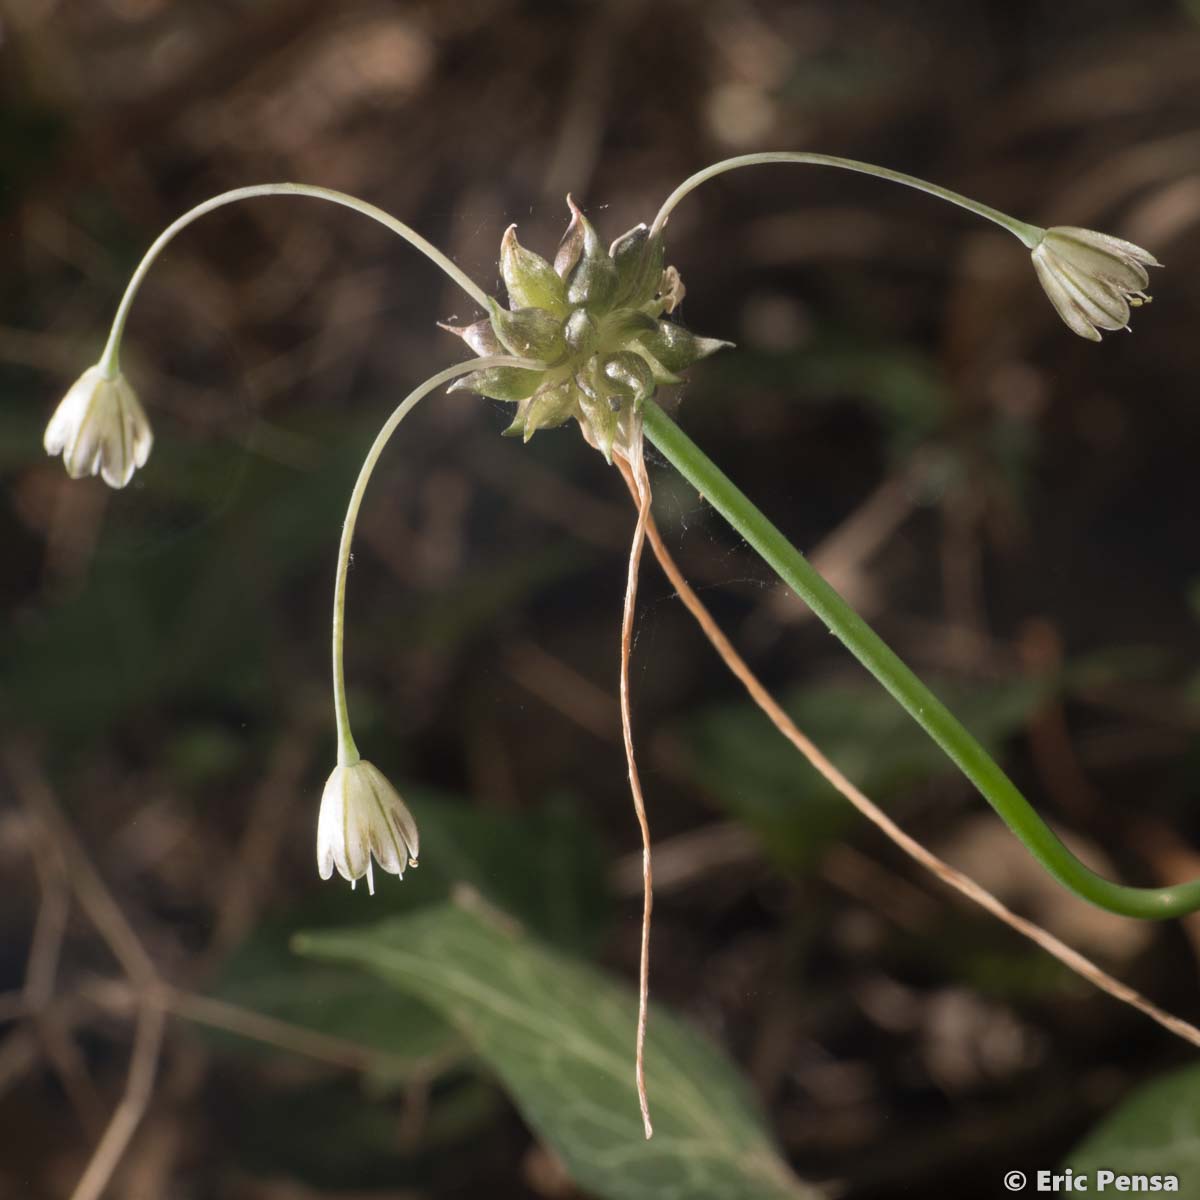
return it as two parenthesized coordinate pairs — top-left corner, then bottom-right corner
(316, 759), (419, 894)
(43, 365), (153, 488)
(1030, 226), (1161, 342)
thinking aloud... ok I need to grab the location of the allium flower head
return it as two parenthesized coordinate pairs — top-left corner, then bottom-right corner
(1031, 226), (1161, 342)
(316, 759), (419, 895)
(444, 197), (731, 463)
(43, 365), (153, 488)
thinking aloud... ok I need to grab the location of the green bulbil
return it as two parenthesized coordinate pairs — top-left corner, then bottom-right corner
(486, 298), (567, 362)
(448, 365), (545, 402)
(575, 369), (620, 464)
(511, 377), (581, 442)
(500, 225), (568, 316)
(602, 351), (654, 408)
(564, 308), (598, 356)
(437, 317), (500, 356)
(564, 199), (619, 314)
(610, 224), (664, 309)
(441, 196), (730, 458)
(639, 321), (732, 374)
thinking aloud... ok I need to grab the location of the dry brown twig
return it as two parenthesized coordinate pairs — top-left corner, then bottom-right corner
(615, 457), (1200, 1051)
(80, 977), (439, 1079)
(197, 733), (315, 976)
(21, 807), (104, 1135)
(3, 739), (462, 1195)
(4, 743), (167, 1200)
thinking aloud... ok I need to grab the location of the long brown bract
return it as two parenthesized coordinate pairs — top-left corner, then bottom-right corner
(617, 427), (656, 1139)
(615, 459), (1200, 1053)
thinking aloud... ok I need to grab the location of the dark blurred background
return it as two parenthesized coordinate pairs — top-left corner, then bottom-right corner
(3, 1), (1200, 1197)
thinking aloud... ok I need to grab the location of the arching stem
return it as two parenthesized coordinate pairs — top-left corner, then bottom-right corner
(97, 183), (489, 380)
(649, 152), (1044, 248)
(331, 355), (538, 765)
(641, 398), (1200, 921)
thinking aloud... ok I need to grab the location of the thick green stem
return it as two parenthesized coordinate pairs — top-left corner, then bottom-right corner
(650, 152), (1044, 248)
(331, 355), (534, 765)
(642, 400), (1200, 919)
(97, 183), (488, 379)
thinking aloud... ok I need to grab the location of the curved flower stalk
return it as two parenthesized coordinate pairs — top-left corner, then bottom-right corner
(636, 153), (1193, 918)
(650, 152), (1158, 340)
(325, 354), (537, 894)
(43, 183), (489, 489)
(38, 183), (515, 895)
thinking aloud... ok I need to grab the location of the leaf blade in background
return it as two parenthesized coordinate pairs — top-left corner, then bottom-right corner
(685, 676), (1046, 867)
(296, 900), (818, 1200)
(213, 792), (608, 1081)
(1067, 1063), (1200, 1180)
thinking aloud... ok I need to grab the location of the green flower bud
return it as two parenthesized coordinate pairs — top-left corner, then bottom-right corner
(637, 321), (732, 373)
(563, 197), (619, 314)
(486, 298), (566, 362)
(438, 317), (501, 356)
(448, 365), (545, 402)
(610, 224), (665, 309)
(501, 225), (569, 317)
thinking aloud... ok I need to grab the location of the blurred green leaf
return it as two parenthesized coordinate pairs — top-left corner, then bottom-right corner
(685, 676), (1046, 867)
(1061, 644), (1174, 692)
(2, 410), (588, 741)
(0, 106), (68, 213)
(214, 792), (608, 1082)
(1186, 578), (1200, 624)
(1067, 1062), (1200, 1179)
(214, 933), (460, 1085)
(164, 722), (247, 785)
(296, 901), (817, 1200)
(223, 1073), (504, 1187)
(706, 336), (948, 449)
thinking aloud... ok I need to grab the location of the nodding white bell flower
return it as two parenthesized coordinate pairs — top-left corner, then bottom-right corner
(316, 759), (419, 895)
(43, 365), (153, 488)
(1031, 226), (1161, 342)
